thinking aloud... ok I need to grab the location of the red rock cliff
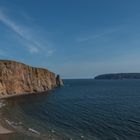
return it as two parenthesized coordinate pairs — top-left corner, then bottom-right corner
(0, 60), (63, 98)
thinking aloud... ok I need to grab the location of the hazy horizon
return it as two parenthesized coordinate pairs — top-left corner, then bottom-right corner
(0, 0), (140, 78)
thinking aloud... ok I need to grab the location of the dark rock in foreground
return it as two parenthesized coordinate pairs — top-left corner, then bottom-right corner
(95, 73), (140, 80)
(0, 60), (63, 98)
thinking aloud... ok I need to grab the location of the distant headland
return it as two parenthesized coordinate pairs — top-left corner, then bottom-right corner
(0, 60), (63, 99)
(94, 73), (140, 80)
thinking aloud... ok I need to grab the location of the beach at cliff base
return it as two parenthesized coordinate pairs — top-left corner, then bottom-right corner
(0, 124), (13, 134)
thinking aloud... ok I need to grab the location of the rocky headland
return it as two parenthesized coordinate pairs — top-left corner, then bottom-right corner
(0, 60), (63, 99)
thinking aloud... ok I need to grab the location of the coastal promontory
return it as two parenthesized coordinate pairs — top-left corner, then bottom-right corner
(0, 60), (63, 98)
(95, 73), (140, 80)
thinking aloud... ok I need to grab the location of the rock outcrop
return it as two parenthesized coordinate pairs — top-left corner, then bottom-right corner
(56, 75), (64, 86)
(0, 60), (63, 98)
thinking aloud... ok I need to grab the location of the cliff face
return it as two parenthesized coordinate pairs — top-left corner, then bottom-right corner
(0, 60), (63, 98)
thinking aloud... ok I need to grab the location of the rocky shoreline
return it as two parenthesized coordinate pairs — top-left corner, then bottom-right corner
(0, 60), (64, 139)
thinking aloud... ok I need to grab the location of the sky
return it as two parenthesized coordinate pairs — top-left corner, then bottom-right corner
(0, 0), (140, 78)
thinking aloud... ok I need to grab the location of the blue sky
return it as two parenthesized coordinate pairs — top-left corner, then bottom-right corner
(0, 0), (140, 78)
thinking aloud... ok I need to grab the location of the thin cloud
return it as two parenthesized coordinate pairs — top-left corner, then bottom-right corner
(0, 10), (53, 55)
(28, 45), (39, 54)
(46, 50), (54, 56)
(22, 11), (35, 21)
(76, 27), (122, 42)
(0, 11), (29, 39)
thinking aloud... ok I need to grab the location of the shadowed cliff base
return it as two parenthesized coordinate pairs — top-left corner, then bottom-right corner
(0, 60), (63, 99)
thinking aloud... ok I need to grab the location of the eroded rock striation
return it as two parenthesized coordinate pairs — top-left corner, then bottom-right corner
(0, 60), (63, 98)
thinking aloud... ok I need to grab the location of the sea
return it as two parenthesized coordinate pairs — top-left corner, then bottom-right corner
(1, 79), (140, 140)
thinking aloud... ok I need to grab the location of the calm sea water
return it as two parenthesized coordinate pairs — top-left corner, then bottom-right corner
(1, 79), (140, 140)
